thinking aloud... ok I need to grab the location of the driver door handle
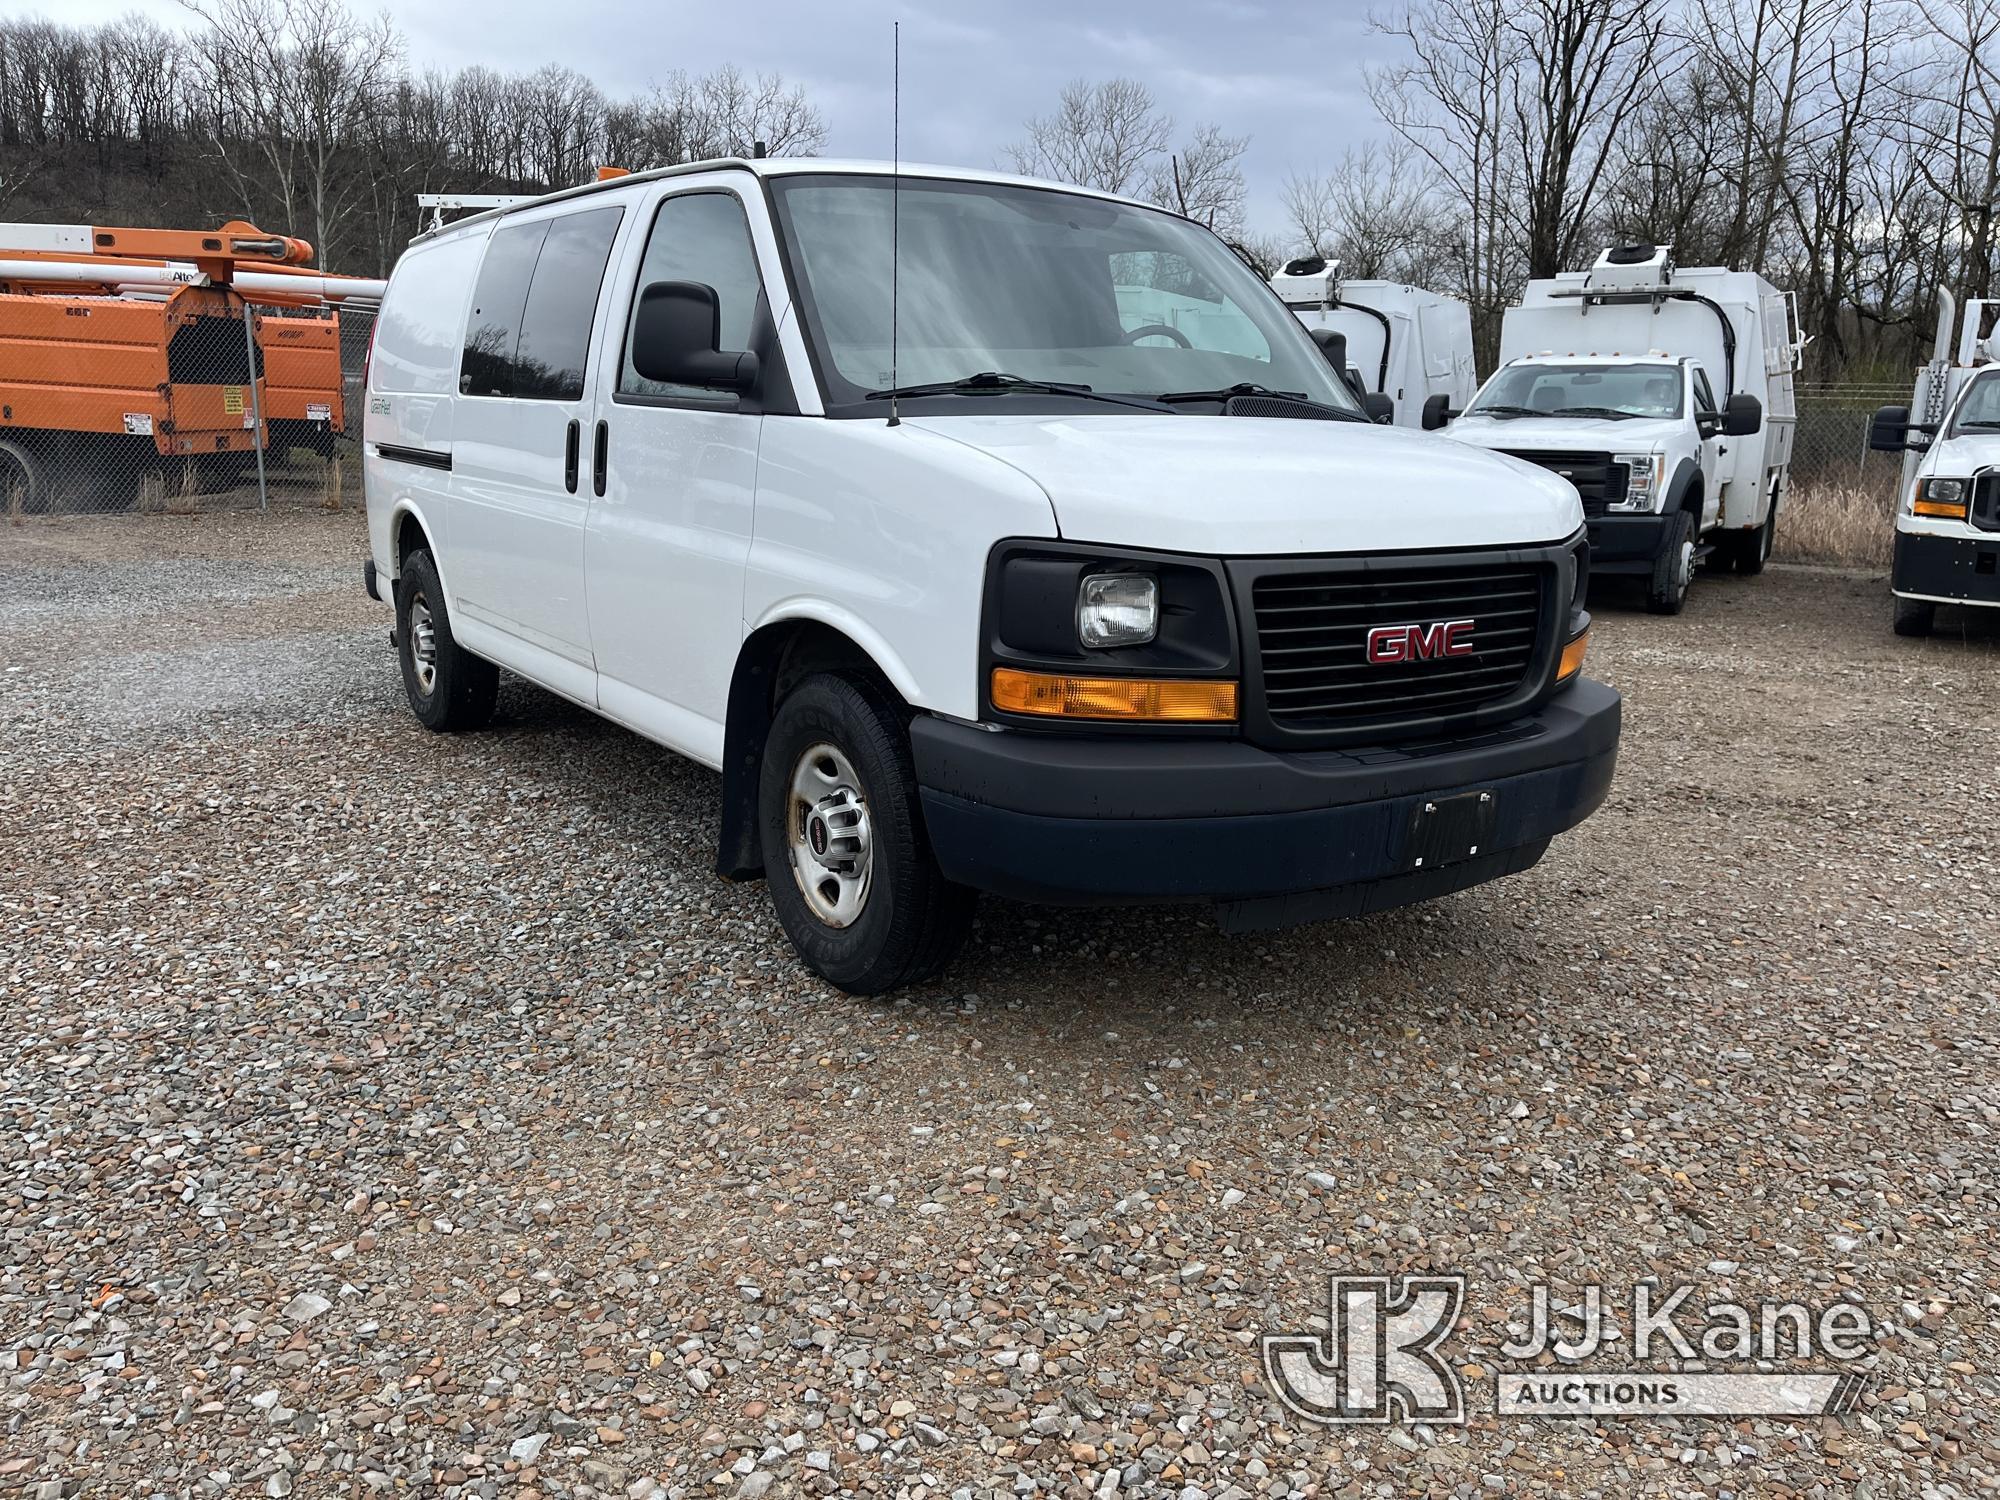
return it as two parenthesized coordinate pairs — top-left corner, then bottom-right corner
(563, 419), (580, 494)
(592, 420), (608, 497)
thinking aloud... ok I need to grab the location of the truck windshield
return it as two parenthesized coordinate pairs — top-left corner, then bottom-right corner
(767, 173), (1359, 415)
(1466, 363), (1683, 420)
(1949, 370), (2000, 434)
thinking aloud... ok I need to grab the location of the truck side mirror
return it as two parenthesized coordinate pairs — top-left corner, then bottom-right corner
(1421, 393), (1455, 431)
(1361, 391), (1395, 424)
(630, 280), (760, 392)
(1869, 404), (1914, 452)
(1721, 393), (1762, 437)
(1309, 327), (1348, 371)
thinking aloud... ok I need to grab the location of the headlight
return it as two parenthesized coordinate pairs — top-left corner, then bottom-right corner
(1077, 573), (1158, 647)
(1913, 477), (1971, 519)
(1610, 453), (1664, 513)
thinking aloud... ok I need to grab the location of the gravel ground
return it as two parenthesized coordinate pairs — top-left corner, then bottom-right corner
(2, 508), (1996, 1500)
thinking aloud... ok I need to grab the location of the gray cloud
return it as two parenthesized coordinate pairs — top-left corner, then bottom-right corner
(49, 0), (1397, 230)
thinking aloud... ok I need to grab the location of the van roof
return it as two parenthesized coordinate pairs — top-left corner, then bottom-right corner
(413, 157), (1150, 241)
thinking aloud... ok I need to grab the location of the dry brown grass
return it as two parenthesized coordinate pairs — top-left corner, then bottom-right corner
(1775, 478), (1896, 568)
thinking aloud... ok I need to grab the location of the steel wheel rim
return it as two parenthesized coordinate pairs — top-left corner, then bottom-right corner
(409, 593), (439, 695)
(786, 741), (873, 929)
(1677, 538), (1695, 596)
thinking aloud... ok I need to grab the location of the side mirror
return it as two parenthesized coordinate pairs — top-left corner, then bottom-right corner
(1361, 391), (1395, 424)
(1309, 327), (1348, 371)
(1421, 393), (1455, 431)
(630, 280), (759, 392)
(1868, 404), (1912, 452)
(1721, 392), (1762, 437)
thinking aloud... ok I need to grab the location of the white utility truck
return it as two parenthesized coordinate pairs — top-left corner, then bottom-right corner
(1269, 257), (1477, 427)
(1869, 288), (2000, 635)
(1436, 245), (1802, 613)
(361, 158), (1620, 993)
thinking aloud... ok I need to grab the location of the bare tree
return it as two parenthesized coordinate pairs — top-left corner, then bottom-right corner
(1281, 142), (1446, 281)
(178, 0), (402, 270)
(1005, 78), (1173, 195)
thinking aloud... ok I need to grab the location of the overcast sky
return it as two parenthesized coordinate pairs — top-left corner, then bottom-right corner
(46, 0), (1396, 232)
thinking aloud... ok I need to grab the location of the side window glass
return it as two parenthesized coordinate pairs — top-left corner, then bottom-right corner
(1692, 368), (1718, 416)
(514, 206), (625, 400)
(620, 192), (765, 404)
(460, 221), (545, 397)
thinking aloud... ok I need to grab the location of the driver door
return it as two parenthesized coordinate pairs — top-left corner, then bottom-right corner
(1691, 364), (1728, 529)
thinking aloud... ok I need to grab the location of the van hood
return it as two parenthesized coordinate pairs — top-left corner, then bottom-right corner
(905, 412), (1580, 555)
(1446, 413), (1687, 453)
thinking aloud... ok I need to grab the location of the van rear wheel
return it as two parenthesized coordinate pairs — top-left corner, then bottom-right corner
(396, 549), (498, 731)
(758, 672), (974, 995)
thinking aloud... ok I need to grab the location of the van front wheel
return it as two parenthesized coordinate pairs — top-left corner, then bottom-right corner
(758, 673), (974, 995)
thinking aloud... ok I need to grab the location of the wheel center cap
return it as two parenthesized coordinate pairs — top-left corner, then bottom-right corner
(807, 814), (830, 858)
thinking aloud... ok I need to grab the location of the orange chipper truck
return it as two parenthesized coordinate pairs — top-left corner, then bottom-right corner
(0, 221), (385, 509)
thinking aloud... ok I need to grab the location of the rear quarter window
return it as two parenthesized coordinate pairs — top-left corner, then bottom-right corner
(372, 233), (484, 396)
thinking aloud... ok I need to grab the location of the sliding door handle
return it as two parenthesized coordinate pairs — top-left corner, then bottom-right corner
(563, 419), (580, 494)
(592, 420), (608, 497)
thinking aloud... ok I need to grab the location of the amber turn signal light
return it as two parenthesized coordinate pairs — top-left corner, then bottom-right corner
(1912, 496), (1970, 519)
(991, 668), (1238, 722)
(1556, 628), (1590, 683)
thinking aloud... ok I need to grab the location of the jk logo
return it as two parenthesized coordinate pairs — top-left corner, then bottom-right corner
(1262, 1274), (1466, 1424)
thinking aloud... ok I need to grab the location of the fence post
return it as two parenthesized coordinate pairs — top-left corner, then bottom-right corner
(241, 300), (269, 512)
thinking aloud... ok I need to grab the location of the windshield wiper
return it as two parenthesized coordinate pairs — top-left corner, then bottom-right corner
(1958, 419), (2000, 430)
(1152, 382), (1370, 420)
(1561, 405), (1643, 420)
(1466, 403), (1543, 418)
(863, 371), (1166, 411)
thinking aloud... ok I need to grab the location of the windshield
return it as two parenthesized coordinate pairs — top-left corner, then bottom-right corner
(767, 172), (1358, 414)
(1466, 362), (1684, 420)
(1949, 370), (2000, 434)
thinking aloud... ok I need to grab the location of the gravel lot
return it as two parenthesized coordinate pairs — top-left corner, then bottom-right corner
(3, 508), (1996, 1500)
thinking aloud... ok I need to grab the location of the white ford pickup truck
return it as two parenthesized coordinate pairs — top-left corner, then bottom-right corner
(361, 158), (1620, 993)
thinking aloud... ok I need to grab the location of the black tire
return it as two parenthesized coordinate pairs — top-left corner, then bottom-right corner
(757, 672), (974, 995)
(1646, 509), (1696, 614)
(1892, 596), (1935, 638)
(0, 439), (43, 515)
(396, 549), (498, 731)
(1730, 508), (1776, 575)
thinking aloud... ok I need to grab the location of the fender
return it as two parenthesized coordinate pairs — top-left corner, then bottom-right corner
(714, 601), (932, 883)
(742, 598), (931, 710)
(1663, 458), (1702, 520)
(386, 495), (454, 607)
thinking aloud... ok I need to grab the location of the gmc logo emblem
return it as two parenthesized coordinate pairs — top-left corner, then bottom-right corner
(1366, 619), (1475, 664)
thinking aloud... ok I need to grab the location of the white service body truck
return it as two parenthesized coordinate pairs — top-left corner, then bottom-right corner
(1869, 289), (2000, 635)
(361, 159), (1620, 993)
(1438, 246), (1802, 613)
(1268, 257), (1478, 427)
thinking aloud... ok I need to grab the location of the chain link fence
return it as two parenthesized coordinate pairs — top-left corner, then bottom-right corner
(2, 286), (373, 521)
(1776, 380), (1912, 567)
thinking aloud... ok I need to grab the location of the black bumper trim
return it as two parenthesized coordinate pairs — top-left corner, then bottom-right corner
(1893, 529), (2000, 605)
(1585, 513), (1672, 574)
(912, 679), (1619, 911)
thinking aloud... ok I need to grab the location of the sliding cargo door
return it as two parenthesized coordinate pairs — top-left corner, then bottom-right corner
(448, 204), (625, 696)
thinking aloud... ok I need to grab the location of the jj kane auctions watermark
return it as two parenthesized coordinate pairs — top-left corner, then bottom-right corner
(1262, 1275), (1875, 1424)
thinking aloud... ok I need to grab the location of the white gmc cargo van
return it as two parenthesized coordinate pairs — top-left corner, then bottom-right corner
(361, 158), (1621, 994)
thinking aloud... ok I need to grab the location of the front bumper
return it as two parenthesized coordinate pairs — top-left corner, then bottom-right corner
(911, 678), (1621, 931)
(1893, 529), (2000, 606)
(1585, 513), (1673, 574)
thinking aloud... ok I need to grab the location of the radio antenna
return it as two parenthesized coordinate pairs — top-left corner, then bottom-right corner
(887, 20), (902, 428)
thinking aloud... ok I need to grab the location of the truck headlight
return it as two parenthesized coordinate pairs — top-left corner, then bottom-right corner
(1077, 574), (1158, 647)
(1913, 477), (1971, 519)
(1610, 453), (1664, 513)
